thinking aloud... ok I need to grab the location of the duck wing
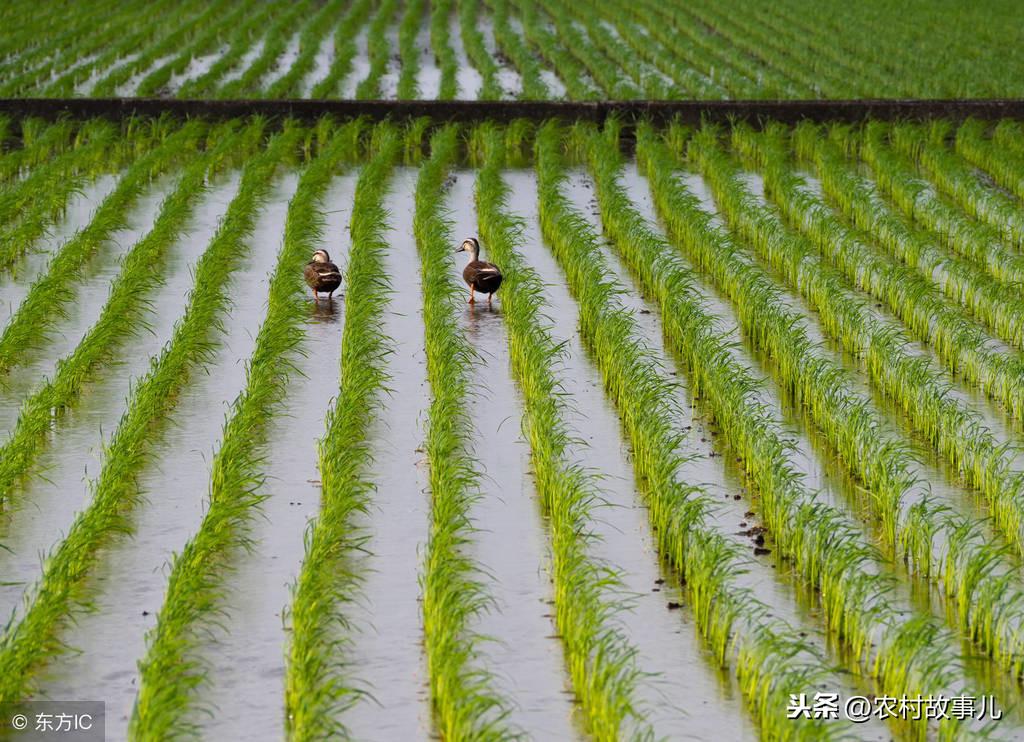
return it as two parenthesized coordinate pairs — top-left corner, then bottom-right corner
(464, 260), (503, 293)
(305, 261), (343, 291)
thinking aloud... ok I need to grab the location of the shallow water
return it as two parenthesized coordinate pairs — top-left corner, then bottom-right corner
(167, 47), (226, 95)
(259, 31), (302, 92)
(476, 13), (521, 99)
(448, 12), (484, 99)
(377, 19), (401, 99)
(339, 23), (371, 98)
(28, 174), (244, 733)
(115, 53), (176, 97)
(447, 170), (581, 738)
(414, 18), (441, 99)
(340, 167), (433, 739)
(74, 52), (140, 96)
(300, 34), (336, 97)
(218, 38), (266, 88)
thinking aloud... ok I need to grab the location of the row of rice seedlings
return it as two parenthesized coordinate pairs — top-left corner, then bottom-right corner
(91, 0), (230, 96)
(216, 0), (315, 99)
(412, 125), (517, 740)
(176, 3), (282, 98)
(0, 120), (121, 271)
(992, 120), (1024, 158)
(396, 0), (426, 99)
(133, 2), (251, 97)
(532, 0), (641, 99)
(429, 0), (458, 99)
(0, 120), (203, 378)
(475, 124), (652, 740)
(793, 125), (1024, 353)
(511, 0), (598, 99)
(853, 123), (1024, 290)
(956, 119), (1024, 203)
(535, 121), (842, 741)
(484, 0), (549, 99)
(891, 122), (1024, 250)
(0, 118), (76, 182)
(590, 1), (721, 98)
(309, 0), (375, 98)
(645, 125), (1024, 681)
(264, 0), (348, 99)
(0, 123), (299, 704)
(725, 127), (1024, 552)
(355, 0), (400, 99)
(0, 120), (251, 505)
(130, 119), (348, 739)
(619, 0), (760, 97)
(284, 123), (400, 740)
(599, 124), (980, 740)
(458, 0), (502, 100)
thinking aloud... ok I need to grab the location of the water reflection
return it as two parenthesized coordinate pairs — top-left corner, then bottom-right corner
(309, 296), (340, 323)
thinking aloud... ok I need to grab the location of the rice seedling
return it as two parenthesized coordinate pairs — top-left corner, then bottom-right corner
(354, 0), (399, 100)
(284, 123), (400, 740)
(308, 0), (374, 99)
(0, 118), (76, 182)
(577, 121), (981, 740)
(0, 120), (203, 380)
(130, 119), (353, 739)
(475, 123), (652, 740)
(511, 0), (598, 100)
(0, 121), (300, 704)
(396, 0), (426, 100)
(430, 0), (458, 100)
(640, 123), (1024, 683)
(458, 0), (502, 100)
(534, 121), (848, 741)
(485, 0), (550, 99)
(955, 118), (1024, 204)
(413, 124), (517, 740)
(263, 0), (347, 99)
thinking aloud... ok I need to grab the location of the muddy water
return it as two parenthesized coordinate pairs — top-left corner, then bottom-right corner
(25, 174), (245, 731)
(300, 35), (336, 96)
(341, 168), (432, 740)
(167, 46), (227, 94)
(502, 170), (756, 740)
(415, 20), (441, 99)
(0, 174), (240, 623)
(197, 173), (357, 739)
(0, 174), (173, 436)
(259, 32), (302, 92)
(339, 24), (371, 98)
(476, 13), (521, 98)
(448, 13), (484, 99)
(447, 171), (579, 738)
(560, 169), (887, 738)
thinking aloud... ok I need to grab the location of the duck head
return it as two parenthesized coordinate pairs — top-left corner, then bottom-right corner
(454, 237), (480, 261)
(311, 249), (331, 263)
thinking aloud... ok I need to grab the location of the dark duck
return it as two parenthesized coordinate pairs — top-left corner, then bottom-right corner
(304, 249), (342, 301)
(455, 237), (502, 306)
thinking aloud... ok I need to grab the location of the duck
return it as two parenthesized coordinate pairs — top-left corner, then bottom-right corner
(304, 249), (342, 301)
(455, 237), (502, 306)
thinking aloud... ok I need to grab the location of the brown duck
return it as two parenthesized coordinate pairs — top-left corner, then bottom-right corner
(304, 249), (342, 300)
(455, 237), (502, 306)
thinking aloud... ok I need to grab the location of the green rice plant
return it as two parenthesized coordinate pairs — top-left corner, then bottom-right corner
(485, 0), (549, 99)
(413, 125), (518, 740)
(0, 122), (300, 704)
(264, 0), (348, 98)
(511, 0), (599, 100)
(955, 119), (1024, 203)
(284, 123), (400, 740)
(991, 119), (1024, 158)
(475, 124), (651, 740)
(643, 123), (1024, 683)
(0, 121), (204, 380)
(309, 0), (374, 98)
(91, 0), (231, 96)
(0, 120), (120, 272)
(130, 119), (353, 739)
(0, 120), (255, 506)
(892, 122), (1024, 250)
(852, 122), (1024, 290)
(791, 123), (1024, 349)
(429, 0), (458, 99)
(0, 118), (75, 182)
(458, 0), (502, 99)
(176, 3), (282, 98)
(216, 0), (315, 99)
(578, 122), (980, 741)
(133, 2), (251, 98)
(397, 0), (426, 99)
(355, 0), (400, 99)
(534, 121), (852, 741)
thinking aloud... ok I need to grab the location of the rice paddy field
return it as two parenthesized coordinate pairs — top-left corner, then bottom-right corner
(5, 2), (1024, 742)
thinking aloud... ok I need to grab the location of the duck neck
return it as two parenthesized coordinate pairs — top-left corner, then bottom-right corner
(469, 245), (480, 262)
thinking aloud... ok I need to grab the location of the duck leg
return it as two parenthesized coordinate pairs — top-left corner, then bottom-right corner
(468, 287), (475, 304)
(487, 293), (493, 307)
(312, 289), (319, 301)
